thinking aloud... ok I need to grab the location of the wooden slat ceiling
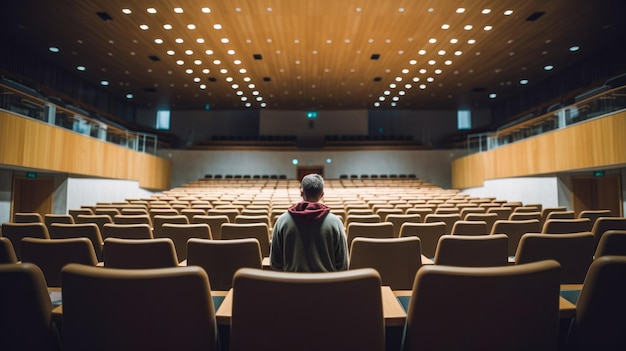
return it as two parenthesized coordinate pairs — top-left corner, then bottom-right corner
(0, 0), (624, 111)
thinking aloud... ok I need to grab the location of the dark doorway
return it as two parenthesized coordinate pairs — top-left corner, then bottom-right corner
(12, 177), (54, 221)
(297, 166), (324, 181)
(572, 175), (622, 216)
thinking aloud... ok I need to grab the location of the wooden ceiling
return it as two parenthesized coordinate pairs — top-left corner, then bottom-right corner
(0, 0), (624, 111)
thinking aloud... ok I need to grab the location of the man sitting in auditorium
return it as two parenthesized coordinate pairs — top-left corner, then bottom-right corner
(270, 173), (348, 272)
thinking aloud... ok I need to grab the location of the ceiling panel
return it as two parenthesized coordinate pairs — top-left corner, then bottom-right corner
(0, 0), (624, 111)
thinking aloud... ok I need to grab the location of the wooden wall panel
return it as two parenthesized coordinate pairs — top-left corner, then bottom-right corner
(451, 152), (486, 189)
(0, 111), (171, 190)
(452, 111), (626, 189)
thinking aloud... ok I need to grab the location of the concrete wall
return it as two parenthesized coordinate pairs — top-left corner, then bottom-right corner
(163, 149), (460, 189)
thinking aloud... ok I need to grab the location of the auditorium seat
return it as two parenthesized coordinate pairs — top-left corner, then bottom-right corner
(49, 223), (104, 261)
(103, 237), (179, 269)
(231, 268), (384, 351)
(402, 261), (560, 350)
(187, 238), (263, 290)
(434, 234), (508, 267)
(1, 222), (50, 260)
(61, 264), (219, 351)
(0, 263), (61, 351)
(399, 222), (446, 258)
(349, 236), (422, 290)
(21, 237), (98, 287)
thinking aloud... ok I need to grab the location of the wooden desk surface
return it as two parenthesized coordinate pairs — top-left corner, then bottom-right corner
(215, 286), (407, 326)
(395, 287), (578, 319)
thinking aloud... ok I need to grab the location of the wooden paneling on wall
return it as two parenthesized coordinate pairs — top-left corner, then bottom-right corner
(452, 110), (626, 189)
(0, 111), (171, 190)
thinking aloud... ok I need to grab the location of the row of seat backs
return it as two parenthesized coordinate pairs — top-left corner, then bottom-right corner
(7, 257), (625, 351)
(6, 229), (625, 290)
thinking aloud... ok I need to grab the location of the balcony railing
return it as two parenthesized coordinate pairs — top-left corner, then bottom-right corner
(465, 84), (626, 155)
(0, 80), (158, 155)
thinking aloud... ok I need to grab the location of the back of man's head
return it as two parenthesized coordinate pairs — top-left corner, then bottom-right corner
(301, 174), (324, 201)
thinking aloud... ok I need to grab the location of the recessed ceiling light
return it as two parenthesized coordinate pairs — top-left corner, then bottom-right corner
(438, 50), (446, 55)
(205, 50), (214, 55)
(125, 93), (134, 99)
(220, 69), (227, 74)
(450, 38), (458, 44)
(76, 65), (86, 71)
(445, 60), (452, 65)
(221, 38), (230, 43)
(418, 50), (426, 55)
(409, 60), (417, 65)
(187, 24), (196, 30)
(214, 24), (222, 30)
(240, 68), (247, 74)
(434, 69), (442, 74)
(468, 39), (476, 44)
(419, 69), (427, 74)
(154, 39), (163, 44)
(484, 25), (493, 31)
(194, 77), (201, 82)
(185, 50), (193, 55)
(420, 84), (426, 89)
(243, 77), (251, 82)
(194, 60), (202, 65)
(427, 77), (434, 82)
(413, 77), (420, 82)
(464, 25), (473, 30)
(544, 65), (554, 71)
(122, 9), (132, 14)
(175, 38), (184, 43)
(174, 7), (184, 13)
(186, 69), (193, 74)
(163, 24), (172, 30)
(520, 79), (529, 85)
(482, 9), (491, 14)
(202, 69), (210, 74)
(456, 8), (465, 13)
(233, 59), (242, 64)
(504, 10), (514, 15)
(200, 84), (206, 89)
(441, 24), (450, 30)
(176, 60), (184, 65)
(213, 59), (221, 65)
(455, 51), (463, 56)
(202, 7), (211, 13)
(166, 50), (175, 55)
(356, 7), (362, 12)
(428, 38), (437, 43)
(489, 93), (497, 98)
(389, 83), (397, 88)
(569, 45), (580, 52)
(147, 8), (157, 14)
(428, 60), (436, 65)
(49, 47), (60, 53)
(401, 69), (409, 74)
(139, 24), (149, 30)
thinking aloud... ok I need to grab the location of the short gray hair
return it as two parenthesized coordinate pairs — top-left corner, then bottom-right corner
(301, 174), (324, 198)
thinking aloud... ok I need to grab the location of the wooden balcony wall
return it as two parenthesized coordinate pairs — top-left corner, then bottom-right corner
(452, 110), (626, 189)
(0, 111), (171, 190)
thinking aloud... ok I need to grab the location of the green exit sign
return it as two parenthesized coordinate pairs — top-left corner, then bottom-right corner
(26, 172), (37, 178)
(593, 170), (605, 177)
